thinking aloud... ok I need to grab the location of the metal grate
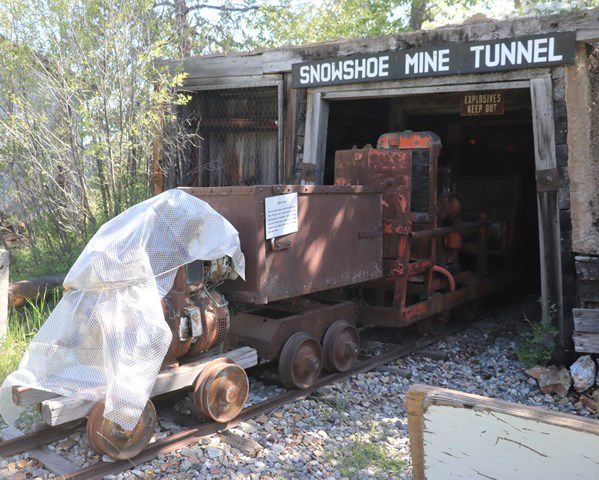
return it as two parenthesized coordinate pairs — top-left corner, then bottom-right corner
(410, 149), (430, 214)
(193, 87), (279, 186)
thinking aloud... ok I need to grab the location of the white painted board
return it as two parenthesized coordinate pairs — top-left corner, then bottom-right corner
(264, 193), (298, 240)
(407, 385), (599, 480)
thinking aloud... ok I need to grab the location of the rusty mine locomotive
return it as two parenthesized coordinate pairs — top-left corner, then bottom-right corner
(86, 131), (515, 459)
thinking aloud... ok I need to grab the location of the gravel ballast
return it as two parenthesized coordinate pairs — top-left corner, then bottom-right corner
(1, 298), (596, 480)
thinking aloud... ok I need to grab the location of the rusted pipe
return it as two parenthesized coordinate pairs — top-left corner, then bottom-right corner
(432, 265), (456, 292)
(409, 221), (484, 239)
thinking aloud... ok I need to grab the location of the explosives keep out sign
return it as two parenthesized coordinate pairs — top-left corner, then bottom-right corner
(291, 32), (575, 88)
(265, 193), (298, 239)
(461, 92), (505, 116)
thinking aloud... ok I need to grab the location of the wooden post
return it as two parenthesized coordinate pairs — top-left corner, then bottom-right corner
(303, 92), (329, 184)
(0, 249), (8, 339)
(530, 75), (565, 360)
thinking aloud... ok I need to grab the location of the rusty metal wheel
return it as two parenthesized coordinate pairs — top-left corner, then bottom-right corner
(86, 400), (156, 460)
(417, 310), (450, 336)
(193, 358), (249, 423)
(322, 320), (360, 372)
(278, 331), (322, 390)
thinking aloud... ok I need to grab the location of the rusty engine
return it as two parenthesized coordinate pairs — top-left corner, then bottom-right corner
(161, 257), (236, 367)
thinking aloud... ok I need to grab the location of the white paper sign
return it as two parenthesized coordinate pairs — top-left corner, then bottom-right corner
(265, 193), (298, 240)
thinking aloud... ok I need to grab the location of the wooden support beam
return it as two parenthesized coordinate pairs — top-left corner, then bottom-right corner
(303, 92), (329, 184)
(16, 347), (256, 425)
(530, 75), (565, 359)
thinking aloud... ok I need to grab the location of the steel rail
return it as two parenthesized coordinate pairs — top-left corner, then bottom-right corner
(0, 320), (469, 479)
(62, 320), (469, 480)
(0, 420), (85, 457)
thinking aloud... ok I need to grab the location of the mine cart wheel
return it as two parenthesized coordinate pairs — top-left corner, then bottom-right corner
(193, 358), (249, 423)
(86, 399), (156, 460)
(417, 310), (450, 337)
(278, 332), (323, 390)
(322, 320), (360, 372)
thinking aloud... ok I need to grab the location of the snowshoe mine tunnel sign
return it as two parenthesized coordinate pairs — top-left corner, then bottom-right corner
(291, 32), (575, 88)
(460, 92), (505, 116)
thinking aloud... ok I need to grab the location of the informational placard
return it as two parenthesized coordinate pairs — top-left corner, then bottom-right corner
(460, 92), (505, 116)
(291, 32), (576, 88)
(265, 193), (298, 240)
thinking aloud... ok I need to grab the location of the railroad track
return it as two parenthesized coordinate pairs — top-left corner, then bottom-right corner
(0, 320), (469, 480)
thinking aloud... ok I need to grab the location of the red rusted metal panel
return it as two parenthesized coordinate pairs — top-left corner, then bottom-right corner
(180, 185), (383, 304)
(334, 146), (412, 233)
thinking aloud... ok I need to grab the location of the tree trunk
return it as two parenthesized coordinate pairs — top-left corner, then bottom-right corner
(174, 0), (193, 58)
(409, 0), (427, 31)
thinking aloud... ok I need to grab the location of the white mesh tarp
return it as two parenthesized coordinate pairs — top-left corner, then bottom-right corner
(0, 189), (245, 430)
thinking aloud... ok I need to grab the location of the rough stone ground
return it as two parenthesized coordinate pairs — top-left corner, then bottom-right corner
(1, 297), (597, 480)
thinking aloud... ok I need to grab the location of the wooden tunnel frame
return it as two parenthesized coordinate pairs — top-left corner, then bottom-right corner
(301, 72), (565, 357)
(174, 71), (565, 352)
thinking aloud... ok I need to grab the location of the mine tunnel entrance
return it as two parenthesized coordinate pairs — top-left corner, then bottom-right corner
(324, 89), (540, 295)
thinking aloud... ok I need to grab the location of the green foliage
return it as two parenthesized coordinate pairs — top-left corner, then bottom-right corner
(515, 0), (599, 16)
(248, 0), (408, 49)
(517, 307), (558, 368)
(0, 0), (189, 274)
(336, 440), (406, 476)
(0, 289), (60, 382)
(9, 244), (81, 281)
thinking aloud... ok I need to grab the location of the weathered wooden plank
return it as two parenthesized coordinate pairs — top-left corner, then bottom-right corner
(151, 347), (257, 397)
(321, 80), (531, 100)
(575, 256), (599, 281)
(530, 75), (564, 356)
(577, 280), (599, 304)
(407, 384), (599, 480)
(16, 347), (256, 407)
(182, 74), (282, 90)
(302, 91), (329, 184)
(576, 29), (599, 41)
(12, 385), (57, 406)
(178, 55), (264, 79)
(0, 250), (8, 339)
(282, 73), (299, 183)
(573, 308), (599, 333)
(573, 332), (599, 353)
(40, 347), (258, 426)
(315, 68), (550, 95)
(531, 76), (559, 171)
(0, 426), (80, 475)
(221, 431), (262, 457)
(277, 78), (285, 183)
